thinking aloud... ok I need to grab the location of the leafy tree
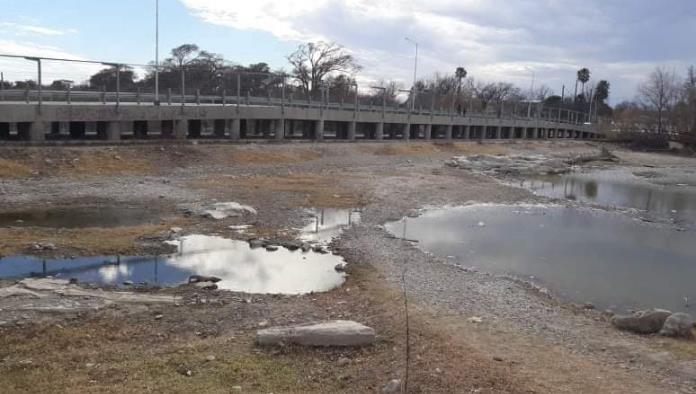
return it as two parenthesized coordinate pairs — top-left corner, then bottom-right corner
(455, 67), (468, 113)
(89, 66), (136, 91)
(167, 44), (199, 68)
(594, 80), (612, 117)
(577, 68), (591, 99)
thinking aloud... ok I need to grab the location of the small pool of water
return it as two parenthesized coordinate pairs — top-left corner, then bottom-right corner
(300, 208), (362, 244)
(520, 168), (696, 228)
(0, 206), (161, 228)
(0, 235), (346, 294)
(386, 204), (696, 313)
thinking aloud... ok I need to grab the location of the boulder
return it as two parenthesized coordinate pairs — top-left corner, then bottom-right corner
(188, 275), (221, 284)
(382, 379), (402, 393)
(659, 313), (694, 338)
(256, 320), (375, 347)
(193, 281), (218, 290)
(611, 309), (672, 334)
(248, 239), (265, 249)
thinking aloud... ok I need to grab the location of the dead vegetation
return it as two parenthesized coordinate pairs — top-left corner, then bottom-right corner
(191, 172), (367, 208)
(0, 159), (32, 179)
(225, 146), (321, 164)
(0, 264), (532, 394)
(0, 222), (183, 256)
(362, 141), (509, 156)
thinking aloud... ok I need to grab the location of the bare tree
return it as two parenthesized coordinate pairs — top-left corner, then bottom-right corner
(638, 67), (678, 133)
(286, 42), (361, 99)
(474, 81), (521, 111)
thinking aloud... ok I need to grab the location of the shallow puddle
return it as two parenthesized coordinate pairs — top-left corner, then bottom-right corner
(0, 206), (160, 228)
(520, 168), (696, 228)
(386, 204), (696, 313)
(0, 235), (346, 294)
(300, 208), (362, 244)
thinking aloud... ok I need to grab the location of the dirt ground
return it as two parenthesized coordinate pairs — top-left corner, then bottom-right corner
(1, 140), (695, 393)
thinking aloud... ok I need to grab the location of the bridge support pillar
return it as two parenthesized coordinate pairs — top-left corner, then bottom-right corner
(445, 124), (453, 140)
(375, 122), (384, 140)
(347, 121), (357, 141)
(424, 124), (432, 140)
(402, 123), (410, 141)
(174, 119), (187, 140)
(247, 119), (257, 137)
(495, 126), (502, 139)
(275, 119), (285, 140)
(230, 119), (240, 140)
(29, 121), (46, 142)
(314, 119), (324, 141)
(106, 121), (121, 141)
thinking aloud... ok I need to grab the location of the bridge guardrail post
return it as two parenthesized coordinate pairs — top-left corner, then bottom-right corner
(222, 89), (226, 106)
(196, 89), (200, 105)
(66, 85), (71, 105)
(167, 88), (172, 105)
(101, 87), (106, 104)
(180, 69), (185, 111)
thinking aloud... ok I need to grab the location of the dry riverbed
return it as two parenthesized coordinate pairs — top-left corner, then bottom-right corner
(0, 141), (695, 393)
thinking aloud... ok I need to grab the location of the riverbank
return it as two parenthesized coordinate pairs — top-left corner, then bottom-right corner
(1, 141), (694, 393)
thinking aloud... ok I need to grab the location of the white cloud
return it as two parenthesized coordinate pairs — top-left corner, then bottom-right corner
(180, 0), (696, 102)
(0, 22), (78, 36)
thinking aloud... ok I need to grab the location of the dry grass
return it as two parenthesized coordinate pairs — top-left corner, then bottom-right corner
(226, 147), (321, 164)
(0, 222), (181, 256)
(57, 150), (155, 177)
(0, 263), (532, 394)
(0, 159), (32, 179)
(191, 173), (366, 208)
(363, 141), (508, 156)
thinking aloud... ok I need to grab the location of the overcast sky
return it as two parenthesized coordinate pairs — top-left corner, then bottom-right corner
(1, 0), (694, 103)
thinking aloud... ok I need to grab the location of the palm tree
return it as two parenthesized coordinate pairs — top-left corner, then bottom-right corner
(455, 67), (467, 114)
(577, 68), (591, 99)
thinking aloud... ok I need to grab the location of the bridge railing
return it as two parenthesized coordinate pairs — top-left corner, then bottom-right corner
(0, 54), (590, 126)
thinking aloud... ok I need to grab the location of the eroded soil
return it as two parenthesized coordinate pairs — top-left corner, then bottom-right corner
(1, 141), (695, 393)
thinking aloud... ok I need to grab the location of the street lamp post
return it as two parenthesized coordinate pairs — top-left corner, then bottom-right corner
(525, 67), (535, 118)
(405, 37), (418, 114)
(154, 0), (160, 106)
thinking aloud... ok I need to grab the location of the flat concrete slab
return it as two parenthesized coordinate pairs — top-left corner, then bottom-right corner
(256, 320), (376, 347)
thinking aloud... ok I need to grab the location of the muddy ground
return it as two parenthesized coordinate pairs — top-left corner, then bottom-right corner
(0, 141), (695, 393)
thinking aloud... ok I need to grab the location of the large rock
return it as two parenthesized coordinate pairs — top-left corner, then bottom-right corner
(256, 320), (375, 347)
(659, 313), (694, 338)
(611, 309), (672, 334)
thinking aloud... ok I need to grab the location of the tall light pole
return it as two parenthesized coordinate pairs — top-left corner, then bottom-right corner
(525, 66), (535, 118)
(405, 37), (418, 113)
(154, 0), (160, 105)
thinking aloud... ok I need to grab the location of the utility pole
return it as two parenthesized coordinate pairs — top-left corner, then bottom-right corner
(405, 37), (418, 113)
(154, 0), (160, 106)
(525, 67), (535, 118)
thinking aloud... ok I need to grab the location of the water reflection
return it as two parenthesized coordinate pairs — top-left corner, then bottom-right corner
(300, 208), (362, 244)
(386, 204), (696, 313)
(521, 169), (696, 227)
(0, 235), (345, 294)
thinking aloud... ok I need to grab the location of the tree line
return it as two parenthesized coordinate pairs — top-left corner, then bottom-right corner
(614, 66), (696, 138)
(2, 41), (609, 119)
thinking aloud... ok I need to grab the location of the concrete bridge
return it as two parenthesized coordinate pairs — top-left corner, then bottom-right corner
(0, 91), (600, 142)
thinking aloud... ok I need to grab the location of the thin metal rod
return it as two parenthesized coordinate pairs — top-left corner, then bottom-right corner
(154, 0), (160, 105)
